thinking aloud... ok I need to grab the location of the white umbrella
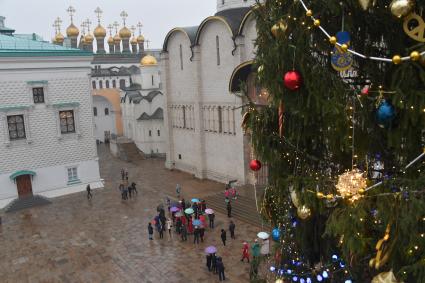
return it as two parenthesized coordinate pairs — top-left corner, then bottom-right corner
(257, 231), (269, 239)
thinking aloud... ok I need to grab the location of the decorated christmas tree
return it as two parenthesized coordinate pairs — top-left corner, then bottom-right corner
(245, 0), (425, 281)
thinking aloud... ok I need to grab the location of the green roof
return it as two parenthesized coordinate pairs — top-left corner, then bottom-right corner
(0, 34), (92, 57)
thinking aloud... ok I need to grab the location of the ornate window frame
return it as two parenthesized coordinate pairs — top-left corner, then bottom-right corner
(26, 80), (49, 106)
(0, 106), (32, 146)
(52, 102), (81, 140)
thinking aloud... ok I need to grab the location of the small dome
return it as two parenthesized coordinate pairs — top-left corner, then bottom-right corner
(140, 55), (158, 66)
(113, 34), (121, 43)
(130, 37), (138, 44)
(119, 26), (131, 38)
(84, 33), (94, 44)
(137, 34), (145, 43)
(94, 25), (106, 38)
(55, 33), (65, 43)
(66, 23), (79, 37)
(107, 36), (114, 44)
(52, 37), (57, 44)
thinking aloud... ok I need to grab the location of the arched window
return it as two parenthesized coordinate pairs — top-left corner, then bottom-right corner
(112, 80), (116, 88)
(106, 80), (110, 88)
(105, 108), (109, 116)
(92, 81), (96, 89)
(99, 80), (103, 89)
(119, 79), (126, 89)
(93, 107), (97, 116)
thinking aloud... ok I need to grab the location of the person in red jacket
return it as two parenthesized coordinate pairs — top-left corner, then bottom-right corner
(241, 241), (250, 263)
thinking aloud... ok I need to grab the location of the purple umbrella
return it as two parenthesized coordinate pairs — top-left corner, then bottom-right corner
(205, 246), (217, 254)
(170, 206), (180, 212)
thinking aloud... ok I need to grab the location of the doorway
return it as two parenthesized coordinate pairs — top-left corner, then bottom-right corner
(16, 175), (33, 198)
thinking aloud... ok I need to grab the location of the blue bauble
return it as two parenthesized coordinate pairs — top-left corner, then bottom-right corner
(376, 100), (395, 128)
(272, 227), (281, 241)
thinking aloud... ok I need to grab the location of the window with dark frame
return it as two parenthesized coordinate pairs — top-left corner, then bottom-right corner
(106, 80), (110, 88)
(112, 80), (116, 88)
(99, 80), (103, 89)
(105, 108), (109, 116)
(152, 75), (154, 86)
(182, 106), (186, 129)
(32, 87), (45, 103)
(216, 36), (220, 66)
(7, 115), (26, 140)
(93, 107), (97, 116)
(149, 130), (152, 137)
(92, 81), (96, 89)
(179, 44), (183, 70)
(157, 129), (160, 136)
(67, 167), (78, 182)
(218, 106), (223, 133)
(59, 110), (76, 134)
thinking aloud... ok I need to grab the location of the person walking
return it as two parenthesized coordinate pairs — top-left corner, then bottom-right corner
(131, 182), (138, 194)
(193, 226), (200, 244)
(211, 253), (217, 273)
(181, 224), (188, 241)
(158, 222), (164, 239)
(209, 213), (215, 229)
(229, 220), (236, 239)
(221, 229), (227, 246)
(86, 184), (92, 200)
(251, 239), (260, 259)
(181, 198), (186, 211)
(226, 201), (232, 218)
(200, 227), (205, 243)
(166, 218), (172, 237)
(176, 217), (182, 234)
(121, 168), (125, 180)
(148, 223), (154, 240)
(119, 184), (125, 200)
(216, 257), (226, 281)
(241, 241), (250, 262)
(128, 184), (133, 199)
(200, 200), (207, 213)
(206, 253), (212, 271)
(176, 184), (181, 199)
(123, 185), (128, 200)
(260, 238), (270, 257)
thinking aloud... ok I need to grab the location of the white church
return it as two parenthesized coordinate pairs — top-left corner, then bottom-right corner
(161, 0), (266, 185)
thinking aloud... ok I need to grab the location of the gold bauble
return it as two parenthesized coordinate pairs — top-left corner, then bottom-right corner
(326, 194), (334, 200)
(390, 0), (415, 18)
(316, 192), (325, 199)
(335, 169), (367, 201)
(358, 188), (365, 195)
(329, 36), (337, 45)
(392, 55), (402, 64)
(341, 44), (349, 52)
(313, 19), (321, 27)
(358, 0), (377, 10)
(371, 270), (403, 283)
(306, 10), (313, 17)
(275, 279), (284, 283)
(297, 205), (311, 220)
(271, 20), (288, 38)
(410, 51), (421, 61)
(290, 190), (301, 208)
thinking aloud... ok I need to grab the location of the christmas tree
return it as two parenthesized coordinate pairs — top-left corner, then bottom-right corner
(246, 0), (425, 281)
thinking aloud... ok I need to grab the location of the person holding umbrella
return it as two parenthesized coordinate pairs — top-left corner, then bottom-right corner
(261, 237), (270, 257)
(251, 239), (260, 259)
(220, 229), (227, 246)
(181, 224), (188, 241)
(209, 212), (215, 228)
(193, 226), (200, 244)
(241, 241), (250, 263)
(206, 253), (212, 271)
(211, 253), (217, 273)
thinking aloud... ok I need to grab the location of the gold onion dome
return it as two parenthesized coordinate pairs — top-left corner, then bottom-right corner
(55, 33), (65, 43)
(94, 25), (106, 38)
(52, 37), (57, 44)
(130, 37), (138, 44)
(137, 34), (145, 43)
(140, 55), (158, 66)
(119, 26), (131, 38)
(84, 33), (94, 44)
(66, 23), (79, 37)
(107, 36), (114, 44)
(113, 34), (121, 43)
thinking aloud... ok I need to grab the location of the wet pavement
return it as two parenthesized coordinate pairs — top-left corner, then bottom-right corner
(0, 145), (263, 283)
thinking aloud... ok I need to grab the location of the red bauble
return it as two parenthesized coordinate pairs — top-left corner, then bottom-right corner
(250, 159), (262, 171)
(361, 86), (370, 95)
(283, 70), (302, 91)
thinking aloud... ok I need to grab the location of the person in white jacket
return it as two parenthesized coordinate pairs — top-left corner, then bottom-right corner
(260, 238), (270, 257)
(166, 218), (173, 237)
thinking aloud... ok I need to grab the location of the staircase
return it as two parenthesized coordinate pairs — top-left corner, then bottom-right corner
(118, 142), (144, 162)
(206, 189), (270, 229)
(4, 195), (51, 213)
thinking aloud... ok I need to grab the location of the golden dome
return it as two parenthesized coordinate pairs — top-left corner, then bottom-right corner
(137, 34), (145, 43)
(130, 37), (138, 44)
(107, 36), (114, 44)
(52, 37), (57, 44)
(66, 23), (79, 37)
(84, 33), (94, 44)
(113, 34), (121, 43)
(119, 26), (131, 38)
(94, 25), (106, 38)
(55, 33), (65, 43)
(140, 55), (158, 66)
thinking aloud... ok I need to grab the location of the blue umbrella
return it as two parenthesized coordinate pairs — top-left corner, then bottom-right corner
(191, 198), (200, 203)
(193, 219), (202, 226)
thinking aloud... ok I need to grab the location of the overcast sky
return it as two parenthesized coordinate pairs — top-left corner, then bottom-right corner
(0, 0), (216, 49)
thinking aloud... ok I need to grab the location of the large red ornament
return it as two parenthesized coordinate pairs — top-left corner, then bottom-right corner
(283, 70), (302, 91)
(250, 159), (262, 171)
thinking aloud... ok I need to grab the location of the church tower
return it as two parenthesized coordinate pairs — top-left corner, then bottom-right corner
(216, 0), (257, 12)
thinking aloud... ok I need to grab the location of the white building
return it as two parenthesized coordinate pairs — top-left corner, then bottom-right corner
(161, 0), (264, 185)
(0, 26), (101, 208)
(121, 55), (165, 157)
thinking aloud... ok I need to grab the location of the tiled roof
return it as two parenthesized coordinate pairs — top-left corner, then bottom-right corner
(137, 108), (164, 121)
(0, 34), (91, 57)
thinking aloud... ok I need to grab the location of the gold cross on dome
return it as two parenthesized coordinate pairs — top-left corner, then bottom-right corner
(107, 24), (113, 36)
(67, 6), (76, 23)
(85, 18), (92, 32)
(130, 25), (136, 36)
(137, 22), (143, 35)
(94, 7), (103, 24)
(120, 11), (128, 26)
(113, 21), (119, 34)
(54, 17), (62, 33)
(80, 21), (87, 35)
(145, 39), (150, 49)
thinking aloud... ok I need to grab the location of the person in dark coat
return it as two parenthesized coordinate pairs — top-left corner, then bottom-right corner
(193, 226), (200, 244)
(200, 200), (207, 213)
(148, 223), (154, 240)
(216, 257), (225, 281)
(86, 184), (92, 200)
(200, 227), (205, 242)
(181, 198), (186, 210)
(221, 229), (227, 246)
(181, 224), (188, 241)
(226, 201), (232, 218)
(229, 220), (236, 239)
(128, 185), (133, 199)
(121, 168), (125, 180)
(176, 217), (182, 234)
(211, 253), (217, 273)
(209, 213), (215, 228)
(131, 182), (137, 194)
(206, 254), (212, 271)
(158, 222), (164, 239)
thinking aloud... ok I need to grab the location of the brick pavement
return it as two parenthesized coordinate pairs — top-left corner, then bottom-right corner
(0, 145), (267, 283)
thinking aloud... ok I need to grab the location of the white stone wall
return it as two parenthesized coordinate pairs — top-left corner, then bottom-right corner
(0, 56), (100, 206)
(216, 0), (257, 12)
(140, 67), (161, 90)
(93, 95), (116, 142)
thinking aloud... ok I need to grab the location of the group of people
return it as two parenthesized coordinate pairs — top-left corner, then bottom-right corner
(118, 168), (138, 200)
(206, 253), (226, 281)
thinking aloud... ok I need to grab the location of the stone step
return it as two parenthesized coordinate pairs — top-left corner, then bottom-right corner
(5, 195), (51, 213)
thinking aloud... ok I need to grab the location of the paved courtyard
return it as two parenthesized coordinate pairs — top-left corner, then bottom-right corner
(0, 145), (264, 283)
